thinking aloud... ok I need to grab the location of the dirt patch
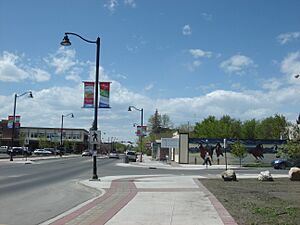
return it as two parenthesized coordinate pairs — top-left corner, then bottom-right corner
(200, 178), (300, 225)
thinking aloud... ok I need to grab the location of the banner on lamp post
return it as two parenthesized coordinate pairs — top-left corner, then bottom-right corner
(83, 81), (95, 108)
(83, 81), (111, 108)
(136, 125), (147, 137)
(99, 82), (111, 108)
(7, 115), (21, 128)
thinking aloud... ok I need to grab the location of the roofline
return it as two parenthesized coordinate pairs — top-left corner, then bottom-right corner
(20, 126), (89, 133)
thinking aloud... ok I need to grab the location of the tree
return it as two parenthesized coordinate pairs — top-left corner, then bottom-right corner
(194, 116), (219, 138)
(38, 135), (51, 149)
(231, 141), (247, 167)
(147, 109), (174, 142)
(148, 109), (162, 135)
(255, 114), (288, 139)
(161, 114), (173, 128)
(280, 140), (300, 160)
(241, 119), (257, 139)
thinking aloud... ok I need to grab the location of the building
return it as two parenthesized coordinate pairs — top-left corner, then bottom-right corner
(0, 120), (89, 153)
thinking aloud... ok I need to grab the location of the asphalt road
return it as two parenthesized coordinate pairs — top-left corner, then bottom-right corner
(0, 156), (288, 225)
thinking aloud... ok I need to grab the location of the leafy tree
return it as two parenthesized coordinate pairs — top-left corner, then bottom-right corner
(161, 114), (173, 128)
(194, 116), (219, 138)
(219, 115), (242, 139)
(231, 141), (247, 167)
(148, 109), (162, 135)
(280, 140), (300, 160)
(255, 114), (288, 139)
(38, 136), (51, 149)
(241, 119), (257, 139)
(147, 109), (174, 142)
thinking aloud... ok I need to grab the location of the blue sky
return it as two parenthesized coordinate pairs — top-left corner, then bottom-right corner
(1, 0), (300, 142)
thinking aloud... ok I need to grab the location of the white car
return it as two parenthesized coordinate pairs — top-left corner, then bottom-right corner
(33, 149), (52, 155)
(109, 152), (119, 159)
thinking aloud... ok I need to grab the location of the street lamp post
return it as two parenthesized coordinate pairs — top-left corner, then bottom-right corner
(60, 113), (74, 150)
(128, 106), (144, 162)
(10, 91), (33, 161)
(61, 32), (100, 180)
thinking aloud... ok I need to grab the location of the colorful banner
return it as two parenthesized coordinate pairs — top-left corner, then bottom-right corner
(83, 81), (111, 108)
(7, 115), (21, 128)
(83, 82), (94, 108)
(99, 82), (110, 108)
(136, 125), (147, 136)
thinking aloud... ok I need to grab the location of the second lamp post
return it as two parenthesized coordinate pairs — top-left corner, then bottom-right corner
(60, 113), (74, 150)
(128, 106), (144, 162)
(10, 91), (33, 161)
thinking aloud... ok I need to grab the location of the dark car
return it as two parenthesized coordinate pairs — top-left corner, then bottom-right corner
(271, 159), (300, 169)
(7, 147), (32, 156)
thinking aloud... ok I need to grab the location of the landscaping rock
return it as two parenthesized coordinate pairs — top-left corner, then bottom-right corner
(221, 169), (237, 181)
(289, 167), (300, 181)
(258, 170), (273, 181)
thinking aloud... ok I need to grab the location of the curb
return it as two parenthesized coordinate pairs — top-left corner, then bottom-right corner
(194, 178), (238, 225)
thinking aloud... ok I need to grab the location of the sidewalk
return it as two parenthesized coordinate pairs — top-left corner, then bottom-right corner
(0, 154), (80, 164)
(117, 155), (240, 170)
(40, 156), (238, 225)
(42, 174), (237, 225)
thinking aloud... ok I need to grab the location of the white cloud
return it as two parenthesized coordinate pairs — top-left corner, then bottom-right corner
(261, 78), (282, 91)
(124, 0), (136, 8)
(201, 13), (212, 21)
(220, 54), (254, 74)
(66, 73), (82, 83)
(0, 51), (50, 82)
(104, 0), (119, 12)
(145, 83), (154, 91)
(30, 68), (51, 82)
(1, 72), (300, 142)
(46, 47), (77, 74)
(281, 51), (300, 78)
(185, 60), (202, 72)
(277, 32), (300, 45)
(182, 25), (192, 35)
(189, 49), (212, 58)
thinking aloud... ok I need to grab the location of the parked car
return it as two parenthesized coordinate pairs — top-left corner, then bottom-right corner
(271, 159), (300, 169)
(0, 146), (9, 154)
(125, 151), (137, 162)
(82, 150), (92, 157)
(33, 149), (52, 155)
(7, 147), (31, 156)
(109, 152), (119, 159)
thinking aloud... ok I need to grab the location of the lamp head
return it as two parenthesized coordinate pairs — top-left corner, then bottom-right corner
(295, 74), (300, 78)
(28, 91), (33, 98)
(71, 113), (74, 118)
(128, 106), (132, 111)
(60, 35), (71, 46)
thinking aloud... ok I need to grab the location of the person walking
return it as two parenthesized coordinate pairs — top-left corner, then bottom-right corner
(199, 144), (206, 160)
(203, 151), (212, 166)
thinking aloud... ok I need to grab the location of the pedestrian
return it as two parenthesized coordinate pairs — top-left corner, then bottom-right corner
(199, 144), (206, 160)
(203, 151), (212, 166)
(215, 142), (223, 165)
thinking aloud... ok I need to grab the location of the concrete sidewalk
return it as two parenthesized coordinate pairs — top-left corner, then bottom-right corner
(41, 174), (237, 225)
(39, 156), (238, 225)
(117, 155), (240, 170)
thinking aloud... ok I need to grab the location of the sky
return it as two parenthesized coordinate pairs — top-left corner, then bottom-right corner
(1, 0), (300, 143)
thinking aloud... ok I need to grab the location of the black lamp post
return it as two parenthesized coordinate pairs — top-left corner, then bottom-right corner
(60, 113), (74, 149)
(61, 32), (100, 180)
(10, 91), (33, 161)
(128, 106), (144, 162)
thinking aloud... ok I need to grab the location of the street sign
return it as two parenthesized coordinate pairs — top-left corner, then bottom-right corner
(161, 138), (179, 148)
(90, 130), (101, 144)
